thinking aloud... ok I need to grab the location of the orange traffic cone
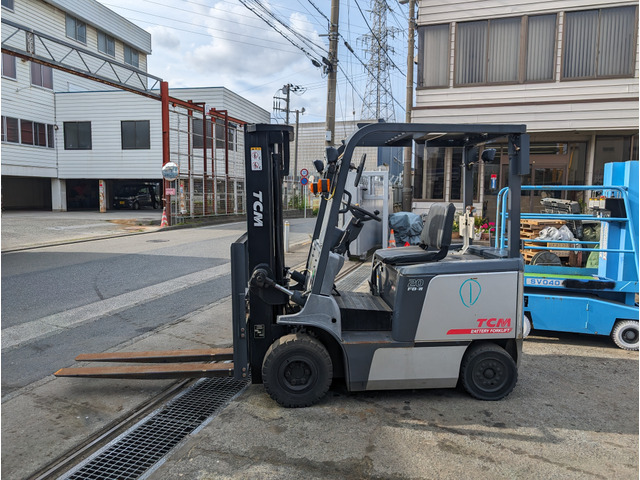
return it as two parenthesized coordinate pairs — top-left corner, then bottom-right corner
(388, 229), (396, 248)
(160, 207), (168, 227)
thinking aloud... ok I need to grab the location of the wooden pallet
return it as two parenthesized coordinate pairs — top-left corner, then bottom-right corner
(520, 219), (566, 229)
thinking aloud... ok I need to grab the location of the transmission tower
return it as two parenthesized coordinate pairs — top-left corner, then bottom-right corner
(359, 0), (401, 122)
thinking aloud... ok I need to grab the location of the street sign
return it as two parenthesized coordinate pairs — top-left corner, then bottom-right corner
(300, 177), (308, 186)
(166, 188), (176, 195)
(300, 168), (309, 177)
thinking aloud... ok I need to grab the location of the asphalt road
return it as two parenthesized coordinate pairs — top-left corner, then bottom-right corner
(1, 218), (314, 399)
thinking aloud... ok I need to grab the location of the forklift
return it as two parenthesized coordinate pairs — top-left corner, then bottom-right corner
(57, 123), (530, 408)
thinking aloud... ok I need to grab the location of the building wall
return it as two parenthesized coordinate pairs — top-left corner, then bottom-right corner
(295, 120), (380, 179)
(1, 0), (151, 181)
(412, 0), (639, 219)
(55, 90), (162, 179)
(418, 0), (637, 23)
(414, 1), (639, 132)
(168, 87), (270, 125)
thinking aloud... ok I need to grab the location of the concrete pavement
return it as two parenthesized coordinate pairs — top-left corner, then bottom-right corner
(1, 211), (638, 480)
(1, 210), (163, 251)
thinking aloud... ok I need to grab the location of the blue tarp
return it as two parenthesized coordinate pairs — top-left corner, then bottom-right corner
(389, 212), (423, 246)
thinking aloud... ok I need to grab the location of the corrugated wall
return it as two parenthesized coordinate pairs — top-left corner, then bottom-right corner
(55, 90), (162, 179)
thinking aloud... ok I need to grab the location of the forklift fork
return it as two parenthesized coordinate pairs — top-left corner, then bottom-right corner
(54, 348), (234, 379)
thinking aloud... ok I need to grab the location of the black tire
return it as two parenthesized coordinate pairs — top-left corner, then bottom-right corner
(262, 333), (333, 408)
(152, 201), (159, 209)
(461, 343), (518, 401)
(523, 313), (533, 339)
(611, 320), (639, 351)
(132, 201), (140, 210)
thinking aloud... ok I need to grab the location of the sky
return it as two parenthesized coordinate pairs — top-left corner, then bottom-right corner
(96, 0), (411, 124)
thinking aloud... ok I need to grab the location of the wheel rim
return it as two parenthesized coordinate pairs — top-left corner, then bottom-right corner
(471, 356), (508, 393)
(278, 355), (317, 392)
(621, 327), (638, 344)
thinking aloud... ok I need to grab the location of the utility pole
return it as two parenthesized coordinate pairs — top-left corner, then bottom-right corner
(402, 0), (416, 211)
(325, 0), (339, 146)
(294, 108), (305, 182)
(273, 84), (303, 125)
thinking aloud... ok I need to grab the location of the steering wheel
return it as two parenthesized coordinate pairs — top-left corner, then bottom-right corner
(346, 202), (382, 222)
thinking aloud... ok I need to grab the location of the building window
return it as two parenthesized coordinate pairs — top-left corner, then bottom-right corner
(31, 62), (53, 89)
(215, 122), (235, 151)
(47, 124), (55, 148)
(98, 31), (116, 57)
(456, 18), (520, 85)
(65, 14), (86, 44)
(20, 119), (34, 145)
(2, 53), (16, 79)
(419, 24), (449, 87)
(192, 118), (209, 149)
(453, 15), (557, 86)
(563, 6), (636, 79)
(2, 116), (19, 143)
(121, 120), (150, 149)
(2, 0), (14, 10)
(64, 122), (92, 150)
(124, 45), (139, 68)
(34, 122), (48, 147)
(526, 15), (556, 81)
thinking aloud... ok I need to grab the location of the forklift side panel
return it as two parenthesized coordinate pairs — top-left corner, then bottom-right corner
(416, 271), (520, 342)
(366, 345), (468, 390)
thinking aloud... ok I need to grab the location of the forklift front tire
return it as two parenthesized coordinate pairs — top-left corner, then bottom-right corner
(461, 343), (518, 401)
(262, 333), (333, 408)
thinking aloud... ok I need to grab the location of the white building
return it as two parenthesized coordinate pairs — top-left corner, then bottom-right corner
(412, 0), (639, 218)
(1, 0), (269, 211)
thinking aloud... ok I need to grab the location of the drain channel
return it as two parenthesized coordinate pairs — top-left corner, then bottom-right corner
(59, 375), (250, 480)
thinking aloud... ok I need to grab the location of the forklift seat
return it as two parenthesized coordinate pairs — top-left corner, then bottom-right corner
(376, 203), (456, 266)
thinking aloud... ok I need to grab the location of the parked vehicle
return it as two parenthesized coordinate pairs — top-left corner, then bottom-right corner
(113, 185), (158, 210)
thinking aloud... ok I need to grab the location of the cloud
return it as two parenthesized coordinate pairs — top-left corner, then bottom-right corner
(184, 2), (315, 78)
(146, 26), (181, 50)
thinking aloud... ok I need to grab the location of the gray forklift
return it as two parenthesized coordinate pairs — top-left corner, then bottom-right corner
(57, 122), (530, 408)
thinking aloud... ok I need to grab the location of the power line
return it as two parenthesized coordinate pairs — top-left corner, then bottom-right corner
(100, 3), (311, 53)
(239, 0), (324, 68)
(251, 0), (329, 56)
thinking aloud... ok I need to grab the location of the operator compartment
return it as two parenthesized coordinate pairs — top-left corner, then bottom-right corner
(372, 253), (523, 342)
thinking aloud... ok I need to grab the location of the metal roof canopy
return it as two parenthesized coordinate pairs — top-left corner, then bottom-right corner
(350, 122), (527, 149)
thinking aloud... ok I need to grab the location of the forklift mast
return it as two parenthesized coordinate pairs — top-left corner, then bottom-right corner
(233, 124), (294, 381)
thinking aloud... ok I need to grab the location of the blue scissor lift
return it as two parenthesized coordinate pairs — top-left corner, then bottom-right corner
(496, 161), (638, 350)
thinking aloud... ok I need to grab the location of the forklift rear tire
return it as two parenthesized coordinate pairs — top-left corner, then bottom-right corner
(460, 343), (517, 401)
(262, 333), (333, 408)
(611, 320), (639, 351)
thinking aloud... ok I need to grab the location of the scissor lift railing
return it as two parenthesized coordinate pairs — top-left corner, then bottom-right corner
(495, 184), (639, 281)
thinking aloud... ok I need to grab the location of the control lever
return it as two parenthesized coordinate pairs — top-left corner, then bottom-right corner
(251, 268), (306, 306)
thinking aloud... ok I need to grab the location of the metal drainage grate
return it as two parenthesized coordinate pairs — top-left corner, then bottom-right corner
(60, 375), (249, 480)
(336, 262), (371, 291)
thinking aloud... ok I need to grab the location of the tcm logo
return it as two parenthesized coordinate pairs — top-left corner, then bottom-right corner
(477, 318), (511, 328)
(446, 317), (513, 336)
(252, 191), (264, 227)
